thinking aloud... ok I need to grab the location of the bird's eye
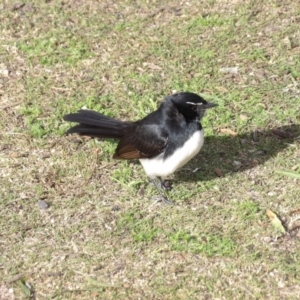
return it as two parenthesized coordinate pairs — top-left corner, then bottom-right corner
(192, 106), (198, 112)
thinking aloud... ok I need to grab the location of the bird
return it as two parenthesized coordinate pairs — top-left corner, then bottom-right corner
(63, 92), (218, 204)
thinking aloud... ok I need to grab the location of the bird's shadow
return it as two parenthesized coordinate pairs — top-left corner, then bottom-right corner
(175, 124), (300, 183)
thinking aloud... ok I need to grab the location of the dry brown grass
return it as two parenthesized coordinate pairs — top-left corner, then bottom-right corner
(1, 0), (300, 299)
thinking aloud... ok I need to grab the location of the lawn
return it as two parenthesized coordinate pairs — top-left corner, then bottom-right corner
(1, 0), (300, 299)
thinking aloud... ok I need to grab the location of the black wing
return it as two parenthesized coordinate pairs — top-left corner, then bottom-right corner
(113, 124), (168, 159)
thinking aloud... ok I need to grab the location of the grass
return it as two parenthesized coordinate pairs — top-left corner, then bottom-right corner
(1, 0), (300, 299)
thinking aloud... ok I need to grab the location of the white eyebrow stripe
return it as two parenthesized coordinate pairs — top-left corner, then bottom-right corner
(186, 102), (203, 105)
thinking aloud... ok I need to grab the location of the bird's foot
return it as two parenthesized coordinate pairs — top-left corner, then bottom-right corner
(149, 176), (173, 205)
(160, 180), (172, 191)
(151, 195), (173, 205)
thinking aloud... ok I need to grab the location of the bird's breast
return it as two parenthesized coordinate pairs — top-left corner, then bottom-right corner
(139, 129), (204, 177)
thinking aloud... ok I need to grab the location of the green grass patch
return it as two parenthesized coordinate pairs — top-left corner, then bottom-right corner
(169, 230), (236, 257)
(18, 32), (92, 66)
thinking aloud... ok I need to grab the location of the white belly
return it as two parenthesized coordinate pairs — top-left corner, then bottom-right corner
(139, 130), (204, 177)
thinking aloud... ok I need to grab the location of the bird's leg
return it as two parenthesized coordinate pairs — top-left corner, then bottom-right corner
(159, 178), (172, 190)
(149, 176), (173, 205)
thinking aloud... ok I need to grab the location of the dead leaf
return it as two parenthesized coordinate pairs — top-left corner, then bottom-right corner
(10, 152), (19, 158)
(214, 168), (223, 177)
(266, 209), (276, 219)
(220, 128), (238, 136)
(266, 209), (286, 234)
(291, 165), (299, 171)
(272, 128), (293, 138)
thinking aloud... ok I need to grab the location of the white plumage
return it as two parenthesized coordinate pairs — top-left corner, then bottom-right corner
(139, 130), (204, 177)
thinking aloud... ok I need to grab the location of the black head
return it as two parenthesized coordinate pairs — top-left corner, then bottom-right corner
(165, 92), (218, 121)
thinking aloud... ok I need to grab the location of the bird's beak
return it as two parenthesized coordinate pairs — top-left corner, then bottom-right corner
(204, 102), (218, 109)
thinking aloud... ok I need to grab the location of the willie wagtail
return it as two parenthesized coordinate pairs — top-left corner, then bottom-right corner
(63, 92), (217, 204)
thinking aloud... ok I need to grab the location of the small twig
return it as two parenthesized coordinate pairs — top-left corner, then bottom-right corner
(5, 197), (26, 206)
(98, 161), (119, 170)
(51, 86), (72, 91)
(2, 132), (29, 136)
(7, 273), (27, 284)
(239, 285), (255, 297)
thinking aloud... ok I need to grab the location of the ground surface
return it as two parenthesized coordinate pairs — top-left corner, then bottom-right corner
(1, 0), (300, 299)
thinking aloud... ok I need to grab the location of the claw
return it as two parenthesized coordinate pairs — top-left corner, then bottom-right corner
(149, 176), (173, 205)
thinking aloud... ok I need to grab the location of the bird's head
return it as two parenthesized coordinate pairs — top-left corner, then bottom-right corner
(166, 92), (218, 121)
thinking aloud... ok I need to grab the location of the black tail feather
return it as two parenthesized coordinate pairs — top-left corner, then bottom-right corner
(63, 109), (129, 139)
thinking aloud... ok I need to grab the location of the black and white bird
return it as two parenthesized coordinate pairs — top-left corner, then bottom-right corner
(63, 92), (218, 204)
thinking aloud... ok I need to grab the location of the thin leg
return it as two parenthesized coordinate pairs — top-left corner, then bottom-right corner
(149, 176), (173, 205)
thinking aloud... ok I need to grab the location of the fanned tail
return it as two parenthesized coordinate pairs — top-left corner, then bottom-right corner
(63, 109), (129, 139)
